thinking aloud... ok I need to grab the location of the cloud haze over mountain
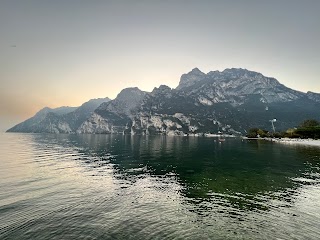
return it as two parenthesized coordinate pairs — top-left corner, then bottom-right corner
(1, 0), (319, 131)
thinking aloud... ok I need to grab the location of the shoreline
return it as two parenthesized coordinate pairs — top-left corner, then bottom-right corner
(244, 137), (320, 147)
(269, 138), (320, 147)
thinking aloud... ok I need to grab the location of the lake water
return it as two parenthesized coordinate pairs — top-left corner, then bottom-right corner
(1, 133), (320, 239)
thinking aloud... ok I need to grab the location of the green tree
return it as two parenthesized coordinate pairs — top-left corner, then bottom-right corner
(257, 129), (268, 138)
(299, 119), (319, 128)
(247, 128), (259, 138)
(286, 128), (296, 138)
(247, 128), (269, 138)
(296, 119), (320, 139)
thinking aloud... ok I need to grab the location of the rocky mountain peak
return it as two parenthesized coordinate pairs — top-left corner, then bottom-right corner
(220, 68), (265, 79)
(176, 67), (304, 104)
(151, 85), (172, 99)
(307, 91), (320, 102)
(116, 87), (145, 101)
(96, 87), (146, 116)
(176, 67), (206, 90)
(34, 106), (77, 118)
(190, 67), (204, 74)
(34, 107), (51, 117)
(152, 85), (171, 93)
(77, 97), (110, 111)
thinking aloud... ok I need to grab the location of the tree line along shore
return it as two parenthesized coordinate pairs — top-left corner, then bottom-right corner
(246, 119), (320, 140)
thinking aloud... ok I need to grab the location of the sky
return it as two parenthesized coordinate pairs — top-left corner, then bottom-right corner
(1, 0), (319, 131)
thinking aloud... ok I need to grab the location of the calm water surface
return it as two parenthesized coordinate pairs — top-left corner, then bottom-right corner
(1, 133), (320, 239)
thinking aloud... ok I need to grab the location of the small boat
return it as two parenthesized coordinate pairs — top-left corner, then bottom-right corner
(218, 138), (226, 142)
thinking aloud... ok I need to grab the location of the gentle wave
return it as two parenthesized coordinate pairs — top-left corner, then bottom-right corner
(1, 133), (320, 239)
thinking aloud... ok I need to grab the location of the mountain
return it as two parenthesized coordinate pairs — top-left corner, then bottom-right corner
(77, 68), (319, 135)
(169, 68), (318, 133)
(77, 88), (146, 134)
(306, 91), (320, 103)
(7, 98), (110, 133)
(176, 67), (206, 90)
(7, 68), (320, 135)
(177, 68), (304, 104)
(63, 98), (111, 131)
(6, 106), (76, 133)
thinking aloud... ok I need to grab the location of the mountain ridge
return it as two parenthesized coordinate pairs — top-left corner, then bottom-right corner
(7, 68), (320, 135)
(7, 97), (110, 133)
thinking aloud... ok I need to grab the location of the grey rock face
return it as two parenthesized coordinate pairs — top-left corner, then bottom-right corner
(307, 91), (320, 103)
(77, 88), (146, 134)
(176, 68), (206, 90)
(97, 87), (146, 116)
(177, 68), (304, 105)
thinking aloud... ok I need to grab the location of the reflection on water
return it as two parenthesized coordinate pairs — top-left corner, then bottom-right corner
(1, 133), (320, 239)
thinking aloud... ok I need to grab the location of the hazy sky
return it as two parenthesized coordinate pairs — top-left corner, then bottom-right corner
(1, 0), (319, 131)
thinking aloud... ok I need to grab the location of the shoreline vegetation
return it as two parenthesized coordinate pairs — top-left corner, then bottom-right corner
(245, 119), (320, 147)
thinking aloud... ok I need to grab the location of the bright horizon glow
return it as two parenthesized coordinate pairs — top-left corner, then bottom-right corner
(1, 0), (320, 131)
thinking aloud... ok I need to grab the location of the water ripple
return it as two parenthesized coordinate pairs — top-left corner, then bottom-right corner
(1, 133), (320, 239)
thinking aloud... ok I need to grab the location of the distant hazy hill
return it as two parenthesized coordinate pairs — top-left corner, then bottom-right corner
(7, 98), (110, 133)
(7, 68), (320, 135)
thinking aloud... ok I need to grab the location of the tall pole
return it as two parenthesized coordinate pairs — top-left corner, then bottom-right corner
(271, 121), (275, 133)
(270, 119), (276, 133)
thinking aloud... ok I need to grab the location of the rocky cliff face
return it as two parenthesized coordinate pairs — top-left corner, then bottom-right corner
(77, 88), (146, 134)
(124, 68), (318, 135)
(306, 91), (320, 103)
(8, 68), (320, 135)
(128, 85), (226, 135)
(177, 68), (304, 105)
(176, 68), (206, 90)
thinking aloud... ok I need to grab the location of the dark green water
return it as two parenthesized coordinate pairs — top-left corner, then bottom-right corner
(1, 133), (320, 239)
